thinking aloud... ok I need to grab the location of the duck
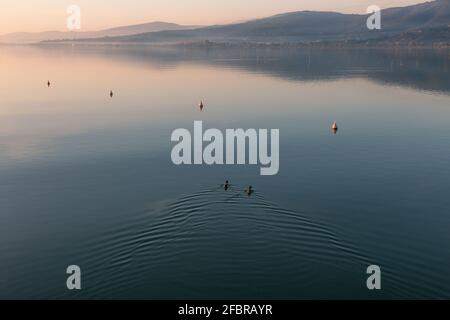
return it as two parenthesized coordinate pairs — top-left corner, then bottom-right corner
(224, 180), (230, 191)
(245, 185), (253, 196)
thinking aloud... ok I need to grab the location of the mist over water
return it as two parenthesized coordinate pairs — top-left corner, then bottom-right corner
(1, 45), (450, 299)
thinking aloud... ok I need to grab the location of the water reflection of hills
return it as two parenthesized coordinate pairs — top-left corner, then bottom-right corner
(38, 45), (450, 94)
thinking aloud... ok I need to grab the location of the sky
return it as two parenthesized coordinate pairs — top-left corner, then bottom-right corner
(0, 0), (429, 34)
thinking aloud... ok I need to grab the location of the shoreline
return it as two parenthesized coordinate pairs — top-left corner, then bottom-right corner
(15, 40), (450, 50)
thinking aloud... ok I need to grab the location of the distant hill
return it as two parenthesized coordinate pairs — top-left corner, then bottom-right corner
(57, 0), (449, 45)
(0, 22), (198, 44)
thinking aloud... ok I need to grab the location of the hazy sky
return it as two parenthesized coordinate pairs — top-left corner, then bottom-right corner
(0, 0), (428, 34)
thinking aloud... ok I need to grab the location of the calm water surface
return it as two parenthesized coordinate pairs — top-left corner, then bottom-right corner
(1, 45), (449, 299)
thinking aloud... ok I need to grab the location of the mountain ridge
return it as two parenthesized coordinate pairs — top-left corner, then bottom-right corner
(6, 0), (450, 45)
(54, 0), (449, 44)
(0, 22), (199, 44)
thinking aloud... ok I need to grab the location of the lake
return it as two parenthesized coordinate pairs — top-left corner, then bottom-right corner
(1, 45), (449, 299)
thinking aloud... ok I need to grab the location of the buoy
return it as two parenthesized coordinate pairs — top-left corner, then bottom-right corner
(110, 90), (113, 98)
(199, 101), (204, 111)
(331, 121), (338, 135)
(47, 81), (50, 87)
